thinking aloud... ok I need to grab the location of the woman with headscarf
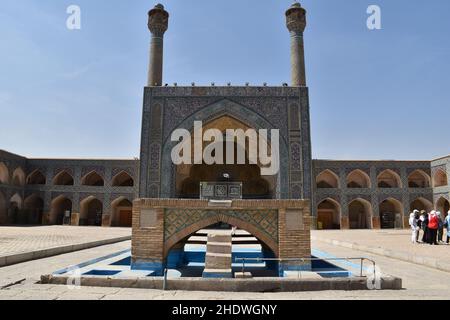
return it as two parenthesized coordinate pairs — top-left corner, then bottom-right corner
(437, 211), (445, 243)
(427, 210), (439, 245)
(420, 210), (428, 244)
(409, 211), (419, 244)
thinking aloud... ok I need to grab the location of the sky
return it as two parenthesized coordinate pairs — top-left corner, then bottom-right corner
(0, 0), (449, 160)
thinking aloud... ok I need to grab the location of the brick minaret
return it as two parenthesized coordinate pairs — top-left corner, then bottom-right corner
(285, 3), (307, 87)
(147, 4), (169, 86)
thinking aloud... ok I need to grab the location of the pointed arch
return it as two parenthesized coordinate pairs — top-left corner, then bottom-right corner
(112, 171), (134, 187)
(317, 198), (341, 229)
(316, 170), (339, 189)
(159, 99), (290, 199)
(377, 169), (402, 188)
(81, 171), (104, 187)
(0, 162), (9, 184)
(348, 198), (372, 229)
(12, 167), (25, 186)
(379, 197), (403, 229)
(24, 194), (44, 224)
(433, 169), (448, 187)
(80, 196), (103, 226)
(0, 191), (7, 224)
(111, 196), (133, 227)
(347, 169), (371, 188)
(26, 170), (46, 185)
(163, 214), (279, 259)
(50, 196), (72, 225)
(436, 197), (450, 217)
(10, 193), (23, 209)
(410, 197), (433, 213)
(53, 170), (74, 186)
(408, 170), (431, 188)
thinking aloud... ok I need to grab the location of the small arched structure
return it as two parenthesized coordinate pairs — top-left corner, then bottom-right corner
(379, 198), (403, 229)
(348, 198), (372, 229)
(436, 197), (450, 217)
(27, 170), (46, 185)
(24, 194), (44, 224)
(433, 169), (448, 187)
(410, 197), (433, 213)
(112, 171), (134, 187)
(80, 196), (103, 226)
(111, 197), (133, 227)
(50, 196), (72, 225)
(317, 198), (341, 229)
(347, 170), (371, 188)
(164, 215), (279, 259)
(377, 169), (402, 188)
(316, 170), (339, 189)
(81, 171), (104, 187)
(408, 170), (431, 188)
(0, 162), (9, 184)
(53, 170), (74, 186)
(11, 167), (26, 186)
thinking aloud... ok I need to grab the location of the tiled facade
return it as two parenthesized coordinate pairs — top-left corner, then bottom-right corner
(2, 148), (448, 230)
(0, 149), (139, 227)
(312, 157), (450, 230)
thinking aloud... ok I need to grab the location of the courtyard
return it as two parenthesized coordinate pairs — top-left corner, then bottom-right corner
(0, 227), (449, 300)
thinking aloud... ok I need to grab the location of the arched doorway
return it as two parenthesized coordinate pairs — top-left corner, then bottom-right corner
(408, 170), (430, 188)
(26, 170), (46, 185)
(379, 198), (403, 229)
(175, 116), (277, 199)
(111, 197), (133, 227)
(0, 162), (10, 184)
(317, 199), (341, 229)
(80, 197), (103, 226)
(81, 171), (104, 186)
(348, 199), (372, 229)
(0, 192), (7, 224)
(50, 196), (72, 225)
(165, 220), (278, 277)
(377, 170), (402, 188)
(347, 170), (370, 188)
(316, 170), (339, 189)
(436, 197), (450, 217)
(24, 194), (44, 225)
(410, 197), (433, 213)
(112, 171), (134, 187)
(53, 170), (74, 186)
(9, 193), (23, 224)
(433, 169), (448, 187)
(12, 167), (25, 186)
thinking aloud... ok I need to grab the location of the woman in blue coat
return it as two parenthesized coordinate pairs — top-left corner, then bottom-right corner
(445, 211), (450, 244)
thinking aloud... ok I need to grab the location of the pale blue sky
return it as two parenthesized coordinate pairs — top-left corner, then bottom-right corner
(0, 0), (449, 160)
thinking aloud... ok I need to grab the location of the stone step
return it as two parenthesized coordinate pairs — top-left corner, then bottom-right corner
(207, 242), (232, 254)
(207, 234), (232, 243)
(205, 253), (232, 269)
(202, 268), (233, 278)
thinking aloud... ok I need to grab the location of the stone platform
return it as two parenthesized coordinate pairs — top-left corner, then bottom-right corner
(0, 226), (131, 267)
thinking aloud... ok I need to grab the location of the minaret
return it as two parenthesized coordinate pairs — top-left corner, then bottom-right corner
(285, 3), (307, 87)
(147, 4), (169, 86)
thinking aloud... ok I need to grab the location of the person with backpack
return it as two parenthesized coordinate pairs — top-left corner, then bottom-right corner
(427, 210), (439, 245)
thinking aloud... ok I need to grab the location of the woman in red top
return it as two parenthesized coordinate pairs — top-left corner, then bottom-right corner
(427, 211), (439, 245)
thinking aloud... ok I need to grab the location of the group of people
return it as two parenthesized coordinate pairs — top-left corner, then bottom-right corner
(409, 210), (450, 245)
